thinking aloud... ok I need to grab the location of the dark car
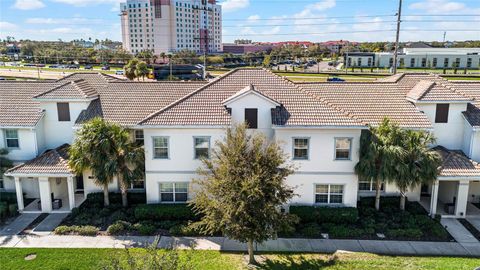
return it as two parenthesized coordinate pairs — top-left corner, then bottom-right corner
(101, 66), (110, 70)
(67, 64), (79, 69)
(84, 65), (93, 70)
(48, 65), (59, 69)
(327, 77), (345, 82)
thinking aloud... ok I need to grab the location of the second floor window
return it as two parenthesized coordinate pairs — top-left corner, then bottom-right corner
(135, 130), (144, 145)
(435, 104), (449, 123)
(245, 108), (258, 129)
(4, 129), (19, 148)
(293, 138), (309, 160)
(335, 138), (352, 160)
(153, 137), (169, 159)
(194, 137), (210, 159)
(57, 102), (71, 122)
(359, 179), (384, 192)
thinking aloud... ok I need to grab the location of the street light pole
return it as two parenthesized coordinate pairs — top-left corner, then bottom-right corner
(392, 0), (403, 74)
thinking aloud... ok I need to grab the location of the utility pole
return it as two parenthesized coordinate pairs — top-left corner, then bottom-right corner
(443, 31), (447, 43)
(193, 1), (211, 80)
(392, 0), (403, 74)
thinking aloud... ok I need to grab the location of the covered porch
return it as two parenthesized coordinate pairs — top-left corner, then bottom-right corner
(421, 147), (480, 218)
(5, 144), (85, 213)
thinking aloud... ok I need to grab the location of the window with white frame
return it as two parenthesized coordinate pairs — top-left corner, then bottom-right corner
(4, 129), (19, 148)
(160, 182), (188, 202)
(335, 138), (352, 160)
(293, 138), (309, 160)
(358, 179), (384, 192)
(194, 137), (210, 159)
(315, 184), (344, 204)
(153, 137), (169, 159)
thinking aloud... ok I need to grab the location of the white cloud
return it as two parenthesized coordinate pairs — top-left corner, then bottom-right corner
(0, 21), (18, 30)
(13, 0), (45, 10)
(221, 0), (250, 13)
(409, 0), (466, 14)
(25, 17), (105, 25)
(247, 15), (260, 23)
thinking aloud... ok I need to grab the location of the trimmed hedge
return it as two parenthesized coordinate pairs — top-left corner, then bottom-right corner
(0, 192), (17, 204)
(134, 204), (197, 221)
(54, 225), (99, 236)
(85, 192), (146, 207)
(290, 206), (358, 225)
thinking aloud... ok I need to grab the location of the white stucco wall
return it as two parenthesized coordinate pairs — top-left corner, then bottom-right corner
(82, 169), (121, 195)
(438, 181), (458, 204)
(20, 178), (40, 199)
(38, 101), (90, 149)
(416, 103), (468, 149)
(468, 181), (480, 203)
(0, 128), (38, 161)
(470, 130), (480, 162)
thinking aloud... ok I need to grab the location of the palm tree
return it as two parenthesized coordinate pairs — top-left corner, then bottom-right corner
(355, 118), (406, 210)
(124, 58), (139, 80)
(115, 136), (145, 207)
(69, 118), (117, 206)
(135, 61), (149, 81)
(160, 52), (166, 64)
(395, 130), (441, 210)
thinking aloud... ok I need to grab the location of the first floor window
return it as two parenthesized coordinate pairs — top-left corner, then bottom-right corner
(315, 184), (344, 204)
(293, 138), (309, 160)
(153, 137), (169, 159)
(160, 182), (188, 202)
(4, 129), (19, 148)
(358, 179), (384, 192)
(130, 179), (145, 189)
(194, 137), (210, 159)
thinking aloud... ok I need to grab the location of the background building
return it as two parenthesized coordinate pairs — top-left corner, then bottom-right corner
(120, 0), (222, 55)
(345, 48), (480, 69)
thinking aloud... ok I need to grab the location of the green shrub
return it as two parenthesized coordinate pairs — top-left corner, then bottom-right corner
(134, 204), (196, 221)
(86, 192), (146, 206)
(110, 210), (128, 222)
(0, 202), (7, 219)
(107, 222), (126, 235)
(168, 223), (203, 236)
(0, 192), (17, 204)
(290, 206), (358, 225)
(54, 225), (99, 236)
(329, 226), (363, 238)
(429, 224), (449, 239)
(299, 223), (323, 238)
(386, 228), (423, 239)
(155, 220), (181, 230)
(136, 223), (157, 235)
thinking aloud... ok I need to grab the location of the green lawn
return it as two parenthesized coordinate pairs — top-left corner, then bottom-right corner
(1, 248), (479, 270)
(0, 65), (120, 74)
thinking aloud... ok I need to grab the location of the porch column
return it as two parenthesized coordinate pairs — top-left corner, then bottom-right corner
(430, 181), (439, 216)
(455, 180), (470, 217)
(14, 177), (24, 212)
(38, 177), (52, 213)
(67, 176), (75, 210)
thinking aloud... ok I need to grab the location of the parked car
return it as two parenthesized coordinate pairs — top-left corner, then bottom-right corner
(327, 77), (345, 82)
(48, 65), (59, 69)
(36, 64), (45, 68)
(101, 66), (110, 70)
(84, 65), (93, 70)
(0, 77), (5, 81)
(115, 70), (124, 75)
(24, 64), (36, 67)
(67, 64), (79, 69)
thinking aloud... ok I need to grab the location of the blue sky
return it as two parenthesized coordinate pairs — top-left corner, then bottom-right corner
(1, 0), (479, 43)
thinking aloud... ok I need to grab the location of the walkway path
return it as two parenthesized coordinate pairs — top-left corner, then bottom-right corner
(0, 213), (40, 236)
(33, 213), (69, 235)
(1, 235), (480, 257)
(467, 217), (480, 232)
(441, 219), (479, 243)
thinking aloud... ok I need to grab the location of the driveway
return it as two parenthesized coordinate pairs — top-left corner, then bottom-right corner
(0, 213), (40, 236)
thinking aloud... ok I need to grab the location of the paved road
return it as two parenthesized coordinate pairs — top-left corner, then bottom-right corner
(2, 235), (480, 257)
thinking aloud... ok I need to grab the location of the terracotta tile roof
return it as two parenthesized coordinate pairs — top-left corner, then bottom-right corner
(222, 84), (281, 106)
(139, 69), (365, 127)
(34, 79), (99, 100)
(0, 73), (119, 127)
(434, 146), (480, 177)
(5, 144), (73, 175)
(296, 82), (432, 128)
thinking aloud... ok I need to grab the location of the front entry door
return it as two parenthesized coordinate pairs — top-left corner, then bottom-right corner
(75, 175), (84, 191)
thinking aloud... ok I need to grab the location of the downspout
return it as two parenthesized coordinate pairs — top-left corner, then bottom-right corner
(32, 128), (39, 157)
(469, 129), (476, 158)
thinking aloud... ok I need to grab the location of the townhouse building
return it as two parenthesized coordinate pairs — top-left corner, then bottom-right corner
(120, 0), (222, 55)
(1, 69), (480, 219)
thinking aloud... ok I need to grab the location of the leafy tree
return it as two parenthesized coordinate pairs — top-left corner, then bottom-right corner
(396, 130), (441, 210)
(262, 54), (272, 67)
(135, 61), (150, 81)
(69, 118), (144, 207)
(355, 118), (406, 211)
(191, 124), (298, 265)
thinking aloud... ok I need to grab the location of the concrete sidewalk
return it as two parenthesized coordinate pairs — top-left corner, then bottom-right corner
(1, 235), (480, 257)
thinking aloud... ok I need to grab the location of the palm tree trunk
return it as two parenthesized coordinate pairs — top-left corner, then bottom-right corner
(400, 191), (406, 211)
(121, 187), (128, 208)
(103, 183), (110, 206)
(247, 239), (256, 265)
(375, 179), (381, 211)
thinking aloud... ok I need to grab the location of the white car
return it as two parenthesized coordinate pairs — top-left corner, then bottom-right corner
(115, 70), (124, 75)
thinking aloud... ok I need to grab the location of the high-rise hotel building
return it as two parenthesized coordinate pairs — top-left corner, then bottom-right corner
(120, 0), (222, 55)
